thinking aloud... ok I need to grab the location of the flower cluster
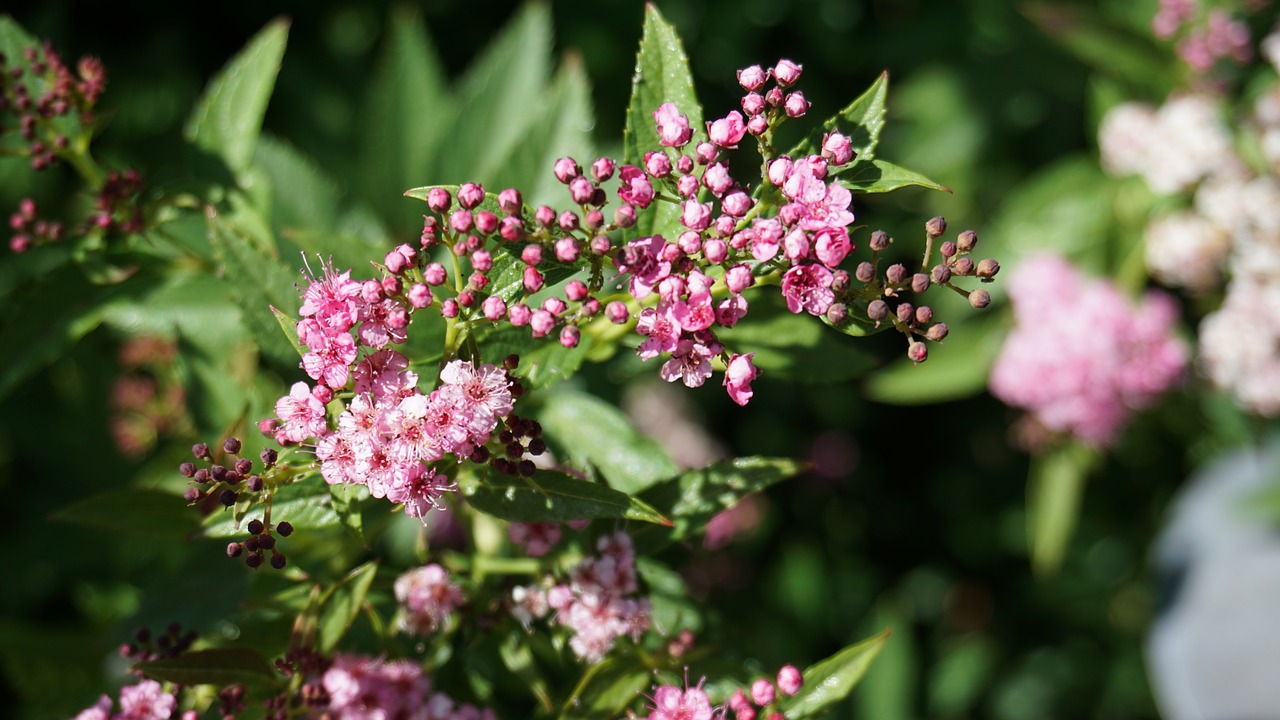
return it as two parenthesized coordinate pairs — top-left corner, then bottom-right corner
(74, 681), (175, 720)
(641, 665), (804, 720)
(989, 254), (1187, 446)
(1152, 0), (1254, 72)
(322, 654), (495, 720)
(109, 335), (189, 458)
(0, 41), (105, 171)
(395, 563), (466, 636)
(511, 531), (651, 663)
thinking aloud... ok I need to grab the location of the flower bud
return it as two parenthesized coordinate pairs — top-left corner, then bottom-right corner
(956, 229), (978, 252)
(458, 182), (484, 209)
(953, 257), (975, 276)
(751, 679), (776, 707)
(911, 272), (930, 294)
(976, 258), (1000, 279)
(895, 302), (914, 324)
(523, 266), (545, 293)
(747, 114), (769, 135)
(915, 305), (933, 324)
(475, 210), (499, 235)
(500, 216), (524, 240)
(925, 216), (947, 238)
(826, 302), (848, 325)
(926, 323), (949, 341)
(784, 91), (809, 118)
(441, 298), (459, 318)
(777, 665), (803, 696)
(498, 188), (522, 215)
(831, 269), (851, 293)
(885, 263), (907, 285)
(559, 325), (580, 348)
(676, 154), (695, 174)
(558, 210), (579, 232)
(426, 187), (451, 213)
(508, 304), (532, 326)
(737, 64), (767, 91)
(591, 157), (615, 181)
(854, 262), (875, 283)
(553, 157), (580, 183)
(742, 92), (766, 115)
(773, 59), (803, 86)
(226, 542), (243, 558)
(968, 289), (991, 309)
(534, 205), (556, 228)
(614, 204), (637, 228)
(869, 230), (890, 251)
(867, 299), (889, 321)
(605, 301), (630, 324)
(930, 264), (951, 285)
(555, 236), (580, 262)
(908, 341), (928, 363)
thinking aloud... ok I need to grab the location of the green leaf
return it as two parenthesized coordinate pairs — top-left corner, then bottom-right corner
(435, 4), (553, 185)
(837, 158), (950, 194)
(316, 561), (378, 654)
(201, 477), (341, 538)
(1023, 3), (1173, 97)
(717, 293), (877, 382)
(622, 4), (703, 243)
(0, 241), (75, 307)
(0, 17), (82, 142)
(475, 323), (594, 390)
(135, 648), (280, 689)
(207, 205), (304, 370)
(461, 469), (671, 525)
(779, 628), (892, 720)
(1028, 441), (1101, 575)
(789, 71), (887, 162)
(632, 457), (804, 549)
(359, 5), (449, 221)
(637, 557), (702, 634)
(101, 273), (244, 349)
(499, 635), (553, 712)
(535, 390), (678, 494)
(270, 305), (305, 360)
(863, 312), (1007, 405)
(185, 19), (289, 176)
(253, 134), (342, 233)
(576, 659), (652, 717)
(50, 489), (197, 538)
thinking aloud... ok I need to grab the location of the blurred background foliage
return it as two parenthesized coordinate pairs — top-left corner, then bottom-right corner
(0, 0), (1204, 718)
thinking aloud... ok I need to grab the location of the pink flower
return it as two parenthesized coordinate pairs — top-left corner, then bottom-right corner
(654, 103), (693, 147)
(117, 680), (176, 720)
(648, 684), (714, 720)
(780, 264), (835, 316)
(716, 296), (749, 328)
(394, 563), (465, 635)
(674, 292), (716, 333)
(636, 304), (682, 359)
(509, 521), (562, 556)
(721, 190), (753, 217)
(275, 382), (327, 443)
(814, 226), (851, 268)
(773, 59), (803, 86)
(681, 200), (713, 231)
(821, 131), (855, 165)
(724, 353), (760, 406)
(777, 665), (804, 696)
(618, 235), (672, 299)
(737, 64), (768, 91)
(660, 338), (715, 388)
(618, 165), (656, 209)
(989, 254), (1187, 446)
(74, 695), (112, 720)
(708, 110), (748, 149)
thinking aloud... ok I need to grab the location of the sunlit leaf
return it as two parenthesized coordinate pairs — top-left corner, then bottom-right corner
(136, 648), (280, 689)
(788, 71), (887, 162)
(837, 158), (950, 194)
(461, 469), (671, 526)
(535, 390), (678, 494)
(316, 561), (378, 654)
(779, 629), (892, 719)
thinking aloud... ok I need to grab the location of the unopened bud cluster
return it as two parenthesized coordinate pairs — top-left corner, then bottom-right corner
(118, 623), (196, 675)
(0, 42), (105, 171)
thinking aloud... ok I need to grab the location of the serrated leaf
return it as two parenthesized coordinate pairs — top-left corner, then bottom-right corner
(135, 648), (280, 689)
(1028, 441), (1100, 575)
(536, 390), (678, 494)
(316, 561), (378, 654)
(270, 305), (305, 360)
(788, 71), (887, 162)
(622, 4), (703, 243)
(435, 4), (553, 185)
(837, 158), (950, 194)
(254, 134), (341, 233)
(207, 205), (304, 370)
(863, 312), (1007, 405)
(462, 469), (671, 525)
(50, 489), (197, 538)
(632, 457), (804, 549)
(185, 19), (289, 176)
(201, 477), (341, 538)
(717, 293), (877, 382)
(360, 6), (449, 222)
(778, 629), (892, 720)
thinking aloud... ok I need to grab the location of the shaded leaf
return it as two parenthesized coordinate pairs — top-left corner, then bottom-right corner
(622, 4), (703, 243)
(476, 323), (594, 390)
(136, 648), (280, 689)
(536, 390), (678, 494)
(779, 629), (892, 720)
(499, 635), (553, 712)
(201, 478), (341, 538)
(462, 469), (671, 525)
(316, 561), (378, 654)
(837, 158), (950, 194)
(185, 19), (289, 176)
(254, 134), (341, 233)
(50, 489), (196, 538)
(789, 71), (887, 162)
(632, 457), (804, 550)
(1028, 441), (1100, 575)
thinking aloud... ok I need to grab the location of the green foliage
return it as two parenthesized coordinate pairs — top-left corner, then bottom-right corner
(1028, 441), (1101, 575)
(780, 629), (893, 719)
(461, 468), (671, 525)
(535, 390), (679, 494)
(134, 648), (281, 690)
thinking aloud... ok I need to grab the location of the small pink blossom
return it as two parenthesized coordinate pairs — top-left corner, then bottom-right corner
(781, 264), (835, 316)
(708, 110), (748, 149)
(117, 680), (176, 720)
(737, 64), (768, 91)
(395, 563), (465, 635)
(275, 382), (327, 443)
(777, 665), (804, 696)
(681, 200), (713, 231)
(821, 131), (855, 165)
(618, 235), (672, 299)
(649, 684), (714, 720)
(773, 59), (803, 86)
(654, 103), (693, 147)
(724, 353), (760, 406)
(660, 338), (715, 388)
(618, 165), (657, 208)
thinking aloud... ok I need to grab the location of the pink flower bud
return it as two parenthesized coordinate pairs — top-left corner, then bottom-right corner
(722, 190), (753, 217)
(674, 175), (700, 201)
(530, 309), (556, 337)
(908, 341), (928, 363)
(591, 157), (615, 181)
(703, 237), (728, 264)
(777, 664), (803, 696)
(441, 298), (459, 318)
(742, 92), (766, 115)
(614, 204), (637, 228)
(677, 230), (702, 255)
(581, 298), (599, 316)
(523, 266), (545, 293)
(681, 200), (712, 231)
(555, 236), (580, 262)
(676, 154), (695, 174)
(500, 216), (524, 240)
(558, 210), (579, 232)
(773, 59), (802, 86)
(747, 114), (769, 136)
(768, 157), (792, 186)
(585, 209), (604, 231)
(821, 132), (854, 166)
(424, 262), (447, 286)
(559, 325), (580, 348)
(468, 271), (489, 291)
(498, 188), (522, 214)
(384, 249), (408, 274)
(694, 141), (719, 165)
(554, 157), (581, 183)
(784, 91), (809, 118)
(708, 110), (747, 149)
(606, 301), (630, 324)
(590, 235), (612, 255)
(482, 296), (507, 321)
(361, 280), (383, 303)
(765, 86), (783, 107)
(521, 244), (543, 266)
(724, 353), (760, 406)
(783, 228), (810, 260)
(660, 242), (685, 265)
(618, 165), (656, 208)
(475, 210), (498, 235)
(382, 276), (402, 296)
(726, 264), (753, 294)
(565, 280), (588, 301)
(535, 205), (556, 227)
(427, 187), (451, 213)
(408, 283), (433, 308)
(703, 163), (734, 196)
(737, 64), (768, 90)
(312, 384), (334, 403)
(457, 289), (476, 307)
(508, 303), (532, 326)
(458, 182), (484, 209)
(644, 151), (672, 178)
(750, 679), (775, 707)
(542, 297), (567, 315)
(450, 209), (473, 233)
(569, 176), (594, 204)
(653, 102), (693, 147)
(470, 248), (493, 272)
